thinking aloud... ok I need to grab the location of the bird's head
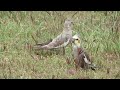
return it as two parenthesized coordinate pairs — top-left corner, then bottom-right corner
(64, 18), (73, 29)
(72, 34), (81, 47)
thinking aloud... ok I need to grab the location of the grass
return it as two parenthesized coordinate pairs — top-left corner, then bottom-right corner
(0, 11), (120, 79)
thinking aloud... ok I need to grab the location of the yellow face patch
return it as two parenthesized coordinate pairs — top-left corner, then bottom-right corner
(72, 34), (81, 47)
(74, 39), (81, 47)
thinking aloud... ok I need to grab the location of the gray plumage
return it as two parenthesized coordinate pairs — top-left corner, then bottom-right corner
(33, 18), (73, 50)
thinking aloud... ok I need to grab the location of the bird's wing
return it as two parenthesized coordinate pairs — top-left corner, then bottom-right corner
(42, 32), (70, 49)
(78, 51), (91, 65)
(83, 52), (92, 65)
(53, 38), (70, 48)
(77, 48), (97, 70)
(80, 52), (96, 71)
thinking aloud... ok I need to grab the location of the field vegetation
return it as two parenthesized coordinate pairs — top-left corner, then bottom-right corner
(0, 11), (120, 79)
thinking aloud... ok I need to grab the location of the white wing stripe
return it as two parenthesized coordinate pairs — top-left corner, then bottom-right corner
(83, 54), (91, 65)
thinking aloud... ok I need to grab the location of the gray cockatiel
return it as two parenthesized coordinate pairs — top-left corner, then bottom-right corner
(72, 34), (96, 70)
(33, 18), (73, 50)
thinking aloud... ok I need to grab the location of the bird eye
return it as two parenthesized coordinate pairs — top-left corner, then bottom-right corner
(76, 39), (78, 40)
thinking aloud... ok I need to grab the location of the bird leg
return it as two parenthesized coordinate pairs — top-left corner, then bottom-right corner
(74, 59), (79, 71)
(66, 57), (71, 65)
(62, 47), (65, 55)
